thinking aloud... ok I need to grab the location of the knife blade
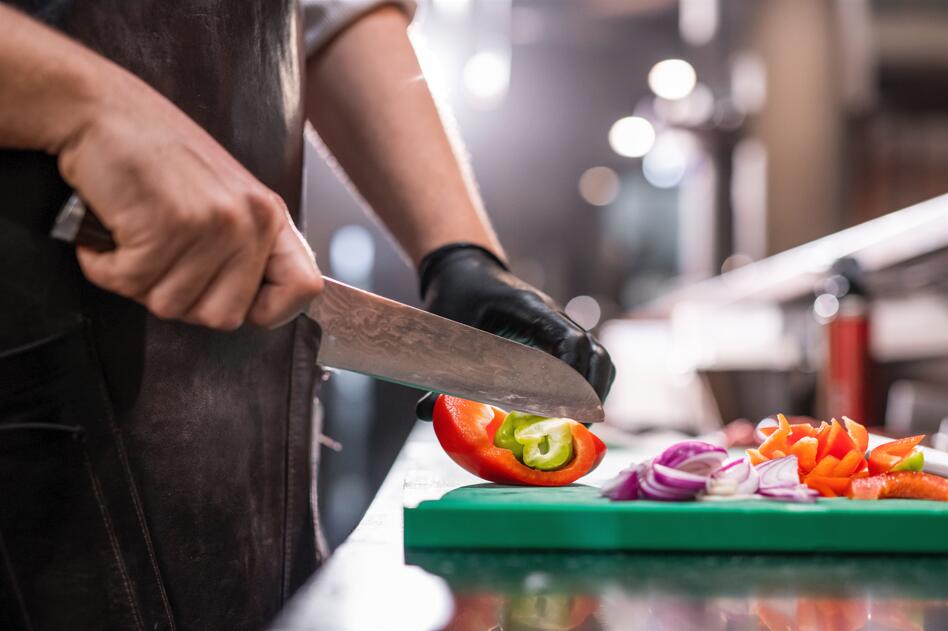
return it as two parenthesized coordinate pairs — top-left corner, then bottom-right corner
(50, 195), (605, 422)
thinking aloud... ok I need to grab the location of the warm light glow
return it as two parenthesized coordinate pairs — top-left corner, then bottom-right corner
(608, 116), (655, 158)
(578, 166), (620, 206)
(463, 51), (510, 106)
(565, 295), (602, 330)
(648, 59), (697, 100)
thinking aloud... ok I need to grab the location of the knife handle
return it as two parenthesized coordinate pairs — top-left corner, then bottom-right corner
(51, 194), (117, 252)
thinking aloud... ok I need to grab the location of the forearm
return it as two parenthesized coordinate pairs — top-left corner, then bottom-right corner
(0, 5), (113, 153)
(305, 6), (504, 266)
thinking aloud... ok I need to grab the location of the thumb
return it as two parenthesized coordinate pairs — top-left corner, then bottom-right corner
(247, 219), (324, 329)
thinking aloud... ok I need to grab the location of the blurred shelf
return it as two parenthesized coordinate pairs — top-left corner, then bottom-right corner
(644, 193), (948, 312)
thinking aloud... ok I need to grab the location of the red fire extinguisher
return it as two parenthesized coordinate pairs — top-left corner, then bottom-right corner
(822, 258), (873, 425)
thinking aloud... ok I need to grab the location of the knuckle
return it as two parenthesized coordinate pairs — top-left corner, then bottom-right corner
(170, 207), (200, 232)
(147, 293), (187, 320)
(590, 339), (609, 361)
(565, 328), (589, 349)
(204, 312), (244, 331)
(245, 188), (282, 233)
(108, 270), (146, 297)
(201, 195), (245, 235)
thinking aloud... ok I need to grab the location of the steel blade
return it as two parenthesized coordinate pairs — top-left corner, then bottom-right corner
(308, 279), (604, 422)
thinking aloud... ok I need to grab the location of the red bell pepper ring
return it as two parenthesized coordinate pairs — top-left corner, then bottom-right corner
(432, 394), (606, 486)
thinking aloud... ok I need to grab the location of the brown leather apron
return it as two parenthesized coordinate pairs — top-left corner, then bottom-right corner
(0, 3), (325, 630)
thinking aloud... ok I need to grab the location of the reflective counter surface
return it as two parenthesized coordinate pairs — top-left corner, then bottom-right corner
(274, 424), (948, 631)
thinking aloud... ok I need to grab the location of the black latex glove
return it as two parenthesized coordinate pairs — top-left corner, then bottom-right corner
(415, 243), (615, 421)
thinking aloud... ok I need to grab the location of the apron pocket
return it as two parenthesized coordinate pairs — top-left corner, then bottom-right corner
(0, 326), (173, 631)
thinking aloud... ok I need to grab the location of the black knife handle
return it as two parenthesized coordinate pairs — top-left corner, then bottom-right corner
(51, 194), (117, 252)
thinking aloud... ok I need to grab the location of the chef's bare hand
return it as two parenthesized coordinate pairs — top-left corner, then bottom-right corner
(57, 70), (323, 330)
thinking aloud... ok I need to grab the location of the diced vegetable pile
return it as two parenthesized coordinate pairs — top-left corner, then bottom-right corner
(602, 415), (948, 502)
(751, 415), (925, 497)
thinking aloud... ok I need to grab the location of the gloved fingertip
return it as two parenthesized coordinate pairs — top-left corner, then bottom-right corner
(416, 391), (438, 422)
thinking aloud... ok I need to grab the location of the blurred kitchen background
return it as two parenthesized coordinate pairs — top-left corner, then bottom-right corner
(305, 0), (948, 547)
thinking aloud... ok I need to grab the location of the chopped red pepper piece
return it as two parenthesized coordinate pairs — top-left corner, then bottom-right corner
(867, 435), (925, 476)
(817, 419), (858, 461)
(849, 472), (948, 501)
(432, 395), (606, 486)
(843, 416), (869, 452)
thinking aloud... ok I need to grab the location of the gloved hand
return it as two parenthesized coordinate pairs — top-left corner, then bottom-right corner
(415, 243), (615, 421)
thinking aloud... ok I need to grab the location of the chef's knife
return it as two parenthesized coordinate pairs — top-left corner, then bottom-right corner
(51, 195), (605, 422)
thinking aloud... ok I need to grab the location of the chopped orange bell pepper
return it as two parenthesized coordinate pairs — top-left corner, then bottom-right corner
(788, 422), (818, 444)
(843, 416), (869, 452)
(809, 454), (840, 477)
(832, 449), (865, 478)
(805, 475), (852, 497)
(758, 413), (791, 458)
(747, 448), (766, 466)
(790, 437), (818, 473)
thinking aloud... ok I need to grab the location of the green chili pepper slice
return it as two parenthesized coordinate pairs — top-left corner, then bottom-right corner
(493, 411), (574, 471)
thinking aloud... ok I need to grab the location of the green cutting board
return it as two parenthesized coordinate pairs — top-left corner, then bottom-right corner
(403, 484), (948, 553)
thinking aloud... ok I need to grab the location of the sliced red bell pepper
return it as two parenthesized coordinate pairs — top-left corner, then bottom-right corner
(432, 395), (606, 486)
(849, 471), (948, 501)
(867, 435), (925, 476)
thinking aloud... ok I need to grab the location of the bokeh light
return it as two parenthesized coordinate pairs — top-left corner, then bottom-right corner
(463, 51), (510, 106)
(565, 295), (602, 330)
(643, 131), (694, 189)
(653, 82), (714, 127)
(329, 224), (375, 285)
(608, 116), (655, 158)
(813, 293), (841, 322)
(578, 166), (621, 206)
(648, 59), (697, 100)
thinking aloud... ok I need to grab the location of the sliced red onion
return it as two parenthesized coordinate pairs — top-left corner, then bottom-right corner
(656, 440), (728, 475)
(651, 463), (708, 492)
(717, 457), (746, 473)
(759, 486), (819, 503)
(707, 457), (760, 496)
(756, 455), (802, 490)
(640, 465), (696, 501)
(601, 466), (640, 501)
(754, 455), (820, 503)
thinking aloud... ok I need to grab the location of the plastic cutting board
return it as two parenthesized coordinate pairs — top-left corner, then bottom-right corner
(403, 484), (948, 553)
